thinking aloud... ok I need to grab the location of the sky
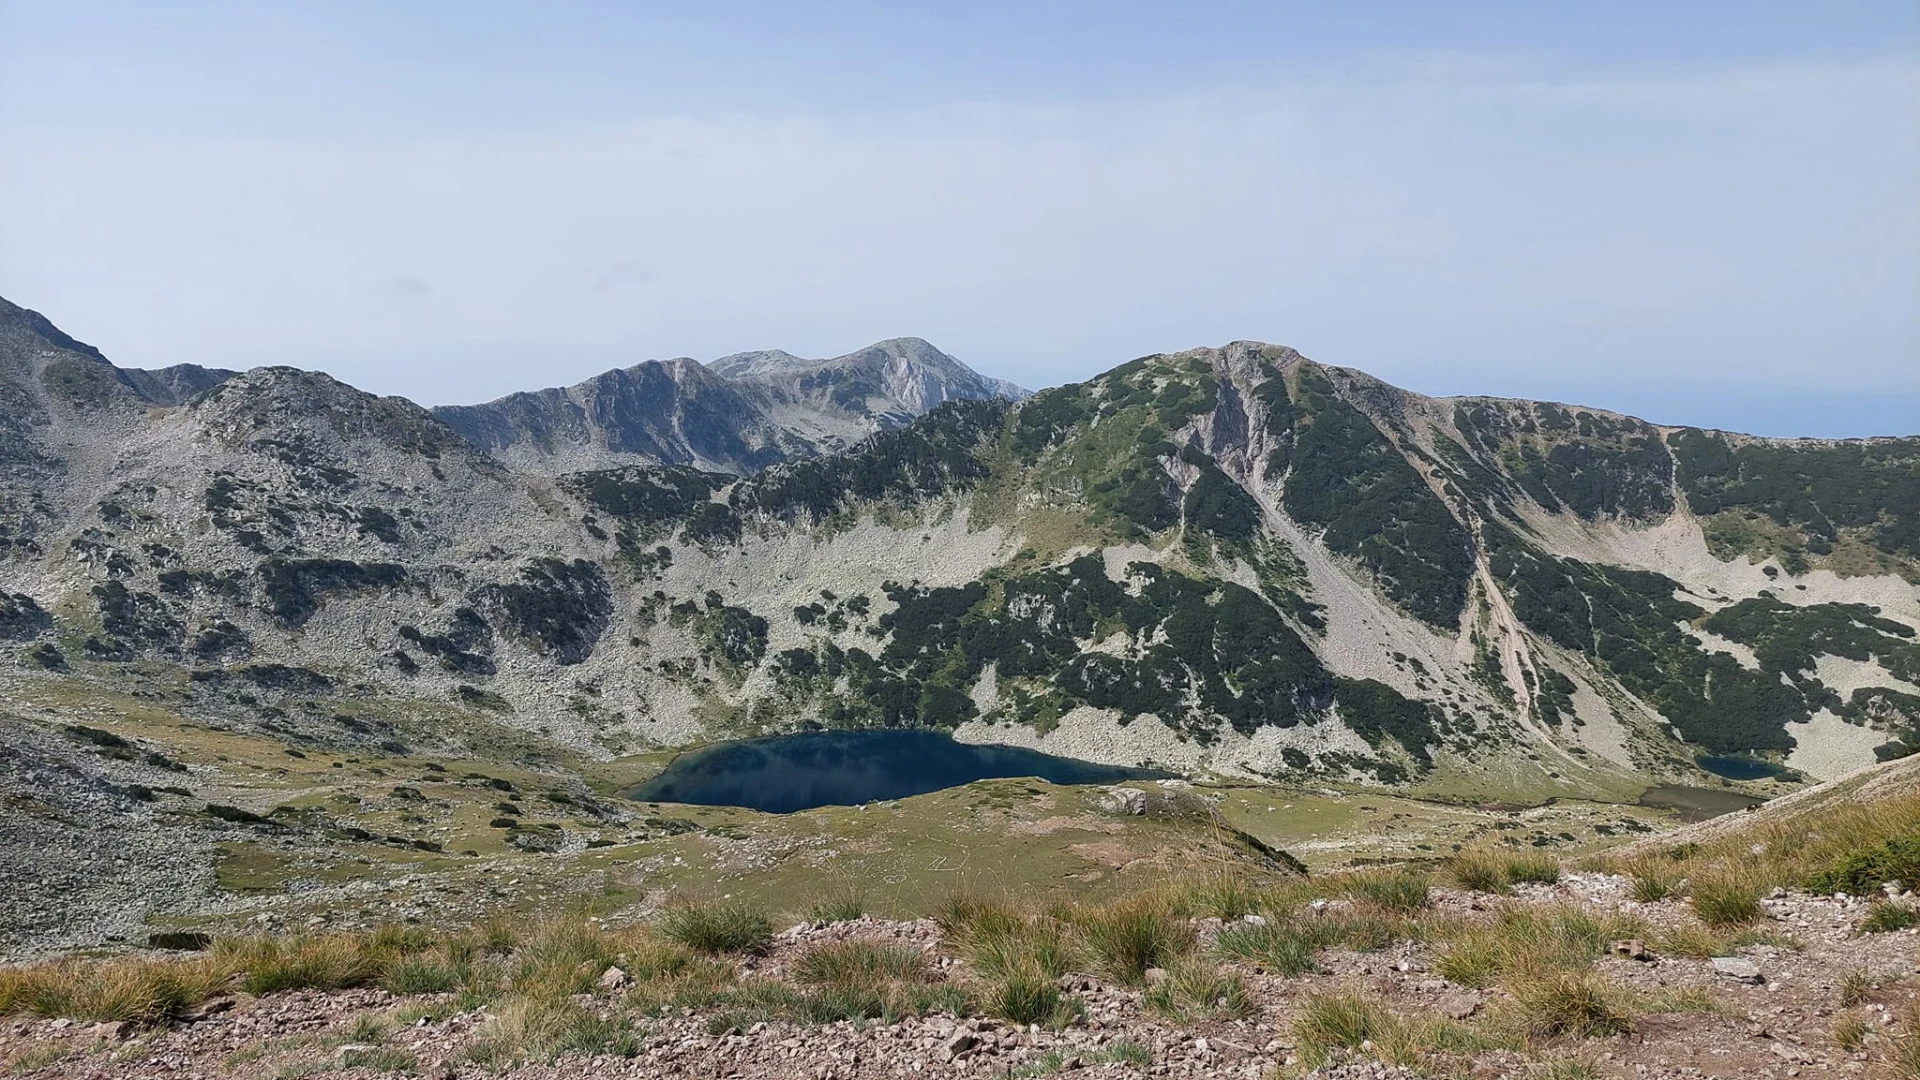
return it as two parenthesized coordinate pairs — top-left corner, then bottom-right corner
(2, 2), (1916, 437)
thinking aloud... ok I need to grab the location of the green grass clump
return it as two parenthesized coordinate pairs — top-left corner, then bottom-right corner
(1141, 956), (1250, 1022)
(1289, 992), (1491, 1071)
(1012, 1041), (1151, 1076)
(786, 939), (957, 1023)
(1502, 852), (1564, 886)
(1070, 897), (1194, 986)
(1321, 907), (1426, 952)
(939, 894), (1077, 981)
(1615, 855), (1682, 903)
(1861, 901), (1920, 933)
(507, 920), (624, 998)
(1688, 875), (1764, 927)
(1435, 904), (1647, 988)
(1446, 850), (1511, 894)
(793, 940), (927, 986)
(701, 980), (805, 1034)
(1502, 969), (1636, 1039)
(1173, 872), (1265, 920)
(985, 971), (1079, 1029)
(1803, 834), (1920, 896)
(380, 953), (469, 996)
(659, 901), (774, 955)
(218, 935), (381, 996)
(1213, 920), (1320, 976)
(340, 1012), (393, 1046)
(1446, 850), (1562, 894)
(1336, 868), (1431, 913)
(804, 887), (867, 924)
(464, 997), (642, 1067)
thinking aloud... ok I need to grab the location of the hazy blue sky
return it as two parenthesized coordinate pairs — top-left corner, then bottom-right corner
(2, 2), (1916, 436)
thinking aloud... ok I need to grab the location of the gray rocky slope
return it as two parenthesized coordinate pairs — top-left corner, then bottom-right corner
(1, 295), (1917, 796)
(432, 337), (1030, 475)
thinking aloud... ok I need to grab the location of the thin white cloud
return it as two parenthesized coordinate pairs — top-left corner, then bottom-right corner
(379, 276), (433, 298)
(0, 56), (1913, 411)
(589, 259), (652, 293)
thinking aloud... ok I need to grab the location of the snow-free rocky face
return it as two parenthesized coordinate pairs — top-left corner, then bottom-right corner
(1, 294), (1916, 794)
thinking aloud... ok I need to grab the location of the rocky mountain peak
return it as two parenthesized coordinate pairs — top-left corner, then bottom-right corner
(704, 348), (813, 379)
(435, 338), (1027, 474)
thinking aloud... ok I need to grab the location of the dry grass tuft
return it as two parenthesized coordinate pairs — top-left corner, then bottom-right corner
(0, 956), (227, 1025)
(1840, 970), (1872, 1008)
(1688, 873), (1765, 927)
(217, 934), (381, 996)
(1068, 896), (1194, 986)
(464, 996), (641, 1067)
(1614, 854), (1684, 903)
(792, 939), (927, 987)
(939, 894), (1077, 982)
(1140, 955), (1250, 1022)
(1861, 901), (1919, 933)
(1335, 867), (1432, 913)
(1501, 969), (1637, 1038)
(1435, 904), (1646, 988)
(1289, 991), (1494, 1071)
(1169, 870), (1267, 920)
(1832, 1011), (1873, 1053)
(1875, 1001), (1920, 1080)
(1614, 785), (1920, 902)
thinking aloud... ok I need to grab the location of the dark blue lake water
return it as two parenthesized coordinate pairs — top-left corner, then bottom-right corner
(624, 730), (1172, 813)
(1695, 755), (1788, 781)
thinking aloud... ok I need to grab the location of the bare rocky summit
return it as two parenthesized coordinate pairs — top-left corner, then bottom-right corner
(433, 336), (1029, 475)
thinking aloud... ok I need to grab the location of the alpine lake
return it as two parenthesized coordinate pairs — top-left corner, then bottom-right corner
(623, 729), (1173, 813)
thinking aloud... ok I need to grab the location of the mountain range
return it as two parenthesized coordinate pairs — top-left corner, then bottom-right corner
(432, 338), (1029, 475)
(2, 294), (1916, 798)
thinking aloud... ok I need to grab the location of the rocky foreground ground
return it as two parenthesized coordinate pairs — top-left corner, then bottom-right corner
(3, 873), (1915, 1080)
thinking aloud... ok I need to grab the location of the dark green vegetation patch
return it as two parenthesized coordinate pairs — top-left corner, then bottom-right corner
(668, 593), (771, 672)
(1270, 366), (1472, 628)
(0, 591), (50, 640)
(1451, 402), (1674, 522)
(397, 607), (496, 675)
(1803, 834), (1920, 895)
(257, 558), (410, 627)
(564, 466), (733, 543)
(1179, 445), (1263, 552)
(734, 399), (1006, 521)
(1702, 598), (1918, 686)
(476, 558), (613, 665)
(772, 553), (1438, 767)
(1480, 526), (1915, 753)
(90, 580), (183, 656)
(1671, 429), (1920, 572)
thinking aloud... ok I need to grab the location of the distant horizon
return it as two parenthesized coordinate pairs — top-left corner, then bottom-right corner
(18, 293), (1914, 442)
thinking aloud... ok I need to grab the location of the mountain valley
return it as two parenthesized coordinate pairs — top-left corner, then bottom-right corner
(2, 295), (1918, 1078)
